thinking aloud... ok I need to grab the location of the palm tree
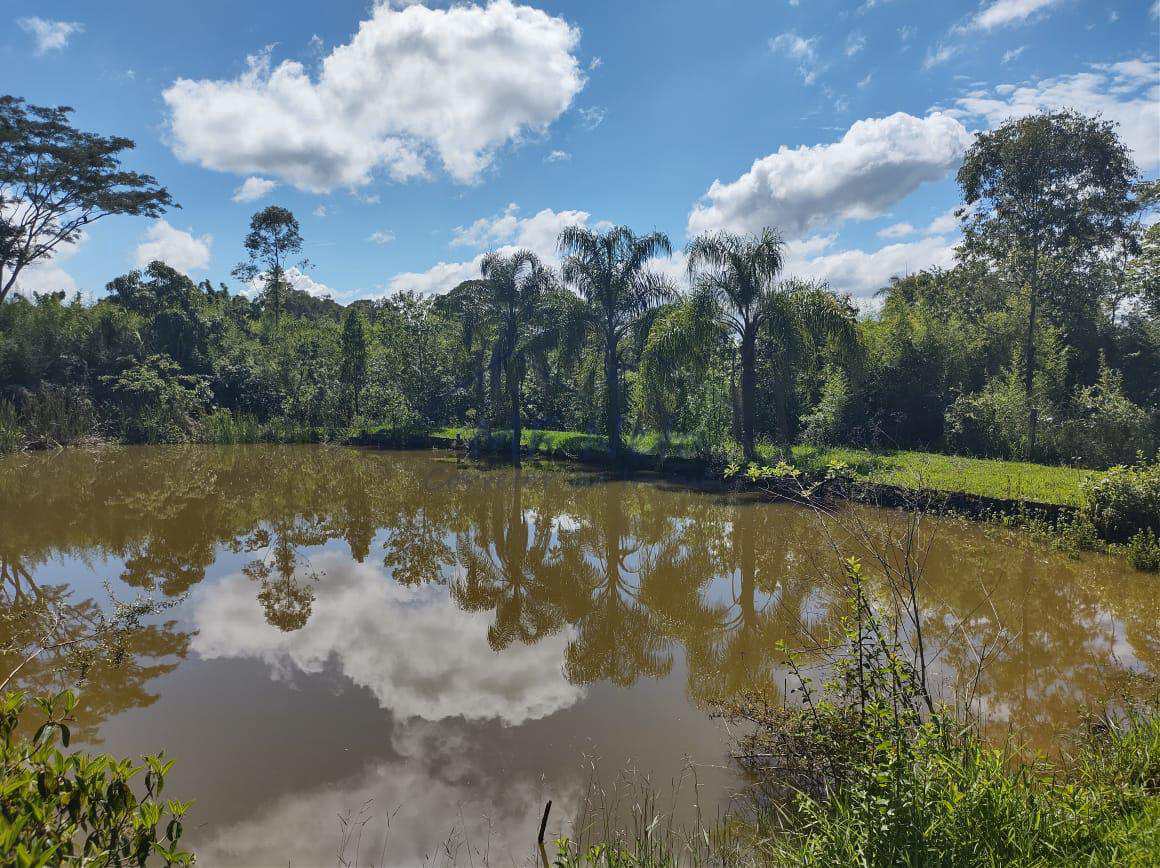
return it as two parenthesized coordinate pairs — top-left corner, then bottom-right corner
(685, 228), (786, 458)
(478, 250), (555, 466)
(686, 229), (861, 456)
(557, 225), (674, 458)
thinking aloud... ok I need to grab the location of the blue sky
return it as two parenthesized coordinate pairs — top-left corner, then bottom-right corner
(6, 0), (1158, 304)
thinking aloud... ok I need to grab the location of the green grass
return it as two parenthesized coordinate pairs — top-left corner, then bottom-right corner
(431, 426), (1093, 507)
(433, 426), (611, 458)
(789, 444), (1096, 507)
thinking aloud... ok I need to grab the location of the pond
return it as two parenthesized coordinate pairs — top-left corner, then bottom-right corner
(0, 445), (1153, 865)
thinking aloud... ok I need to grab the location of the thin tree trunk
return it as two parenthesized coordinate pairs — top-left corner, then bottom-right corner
(1024, 255), (1039, 460)
(510, 360), (522, 467)
(728, 348), (742, 443)
(605, 339), (621, 459)
(772, 368), (792, 461)
(740, 329), (757, 459)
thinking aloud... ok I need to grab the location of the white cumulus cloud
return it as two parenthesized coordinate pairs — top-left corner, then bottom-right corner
(687, 112), (973, 239)
(785, 233), (958, 300)
(133, 220), (212, 272)
(368, 229), (396, 245)
(391, 204), (594, 295)
(876, 209), (959, 240)
(17, 17), (83, 54)
(231, 176), (278, 203)
(949, 60), (1160, 168)
(162, 1), (584, 191)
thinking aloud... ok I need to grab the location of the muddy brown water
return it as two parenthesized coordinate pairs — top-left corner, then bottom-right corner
(0, 445), (1153, 865)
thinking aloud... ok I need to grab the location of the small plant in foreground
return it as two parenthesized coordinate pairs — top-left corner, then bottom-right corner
(715, 515), (1160, 866)
(0, 690), (193, 866)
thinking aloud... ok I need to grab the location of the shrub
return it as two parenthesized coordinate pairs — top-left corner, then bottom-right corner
(1054, 362), (1155, 469)
(1125, 528), (1160, 573)
(199, 408), (262, 444)
(1081, 459), (1160, 543)
(0, 690), (194, 866)
(687, 374), (733, 462)
(801, 367), (869, 447)
(102, 355), (211, 444)
(944, 370), (1032, 459)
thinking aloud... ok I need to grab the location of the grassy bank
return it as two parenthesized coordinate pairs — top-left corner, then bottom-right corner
(791, 444), (1096, 507)
(429, 426), (1094, 508)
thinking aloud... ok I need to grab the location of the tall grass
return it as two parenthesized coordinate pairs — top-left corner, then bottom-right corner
(198, 409), (324, 445)
(20, 385), (98, 448)
(0, 400), (24, 453)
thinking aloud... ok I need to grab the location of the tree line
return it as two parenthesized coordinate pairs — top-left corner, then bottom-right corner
(2, 94), (1157, 467)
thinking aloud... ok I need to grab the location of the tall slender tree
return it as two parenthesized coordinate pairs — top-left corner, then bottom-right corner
(231, 206), (305, 328)
(557, 225), (674, 458)
(685, 228), (786, 457)
(957, 110), (1140, 458)
(0, 96), (174, 305)
(339, 308), (368, 420)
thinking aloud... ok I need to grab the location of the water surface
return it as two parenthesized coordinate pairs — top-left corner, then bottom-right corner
(0, 446), (1153, 865)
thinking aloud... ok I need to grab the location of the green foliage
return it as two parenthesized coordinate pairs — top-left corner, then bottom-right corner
(231, 206), (305, 325)
(339, 307), (368, 420)
(944, 369), (1035, 459)
(557, 224), (675, 456)
(0, 399), (24, 453)
(0, 96), (174, 306)
(1081, 459), (1160, 543)
(0, 104), (1155, 488)
(19, 384), (98, 448)
(1124, 528), (1160, 573)
(102, 354), (211, 443)
(800, 366), (866, 447)
(0, 690), (193, 866)
(1055, 361), (1155, 468)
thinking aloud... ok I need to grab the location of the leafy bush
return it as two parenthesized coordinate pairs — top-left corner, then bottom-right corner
(1124, 528), (1160, 573)
(1054, 363), (1155, 469)
(102, 355), (211, 443)
(198, 408), (262, 444)
(686, 374), (733, 462)
(0, 690), (193, 866)
(801, 367), (868, 447)
(944, 370), (1033, 459)
(358, 380), (418, 433)
(1081, 459), (1160, 543)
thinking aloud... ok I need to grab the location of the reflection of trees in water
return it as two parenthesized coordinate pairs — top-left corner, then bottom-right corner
(0, 582), (190, 744)
(908, 524), (1159, 744)
(555, 489), (674, 686)
(235, 519), (329, 633)
(681, 504), (839, 707)
(452, 474), (567, 650)
(1, 446), (1155, 742)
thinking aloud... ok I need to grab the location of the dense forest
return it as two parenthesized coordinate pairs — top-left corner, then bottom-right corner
(2, 96), (1158, 468)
